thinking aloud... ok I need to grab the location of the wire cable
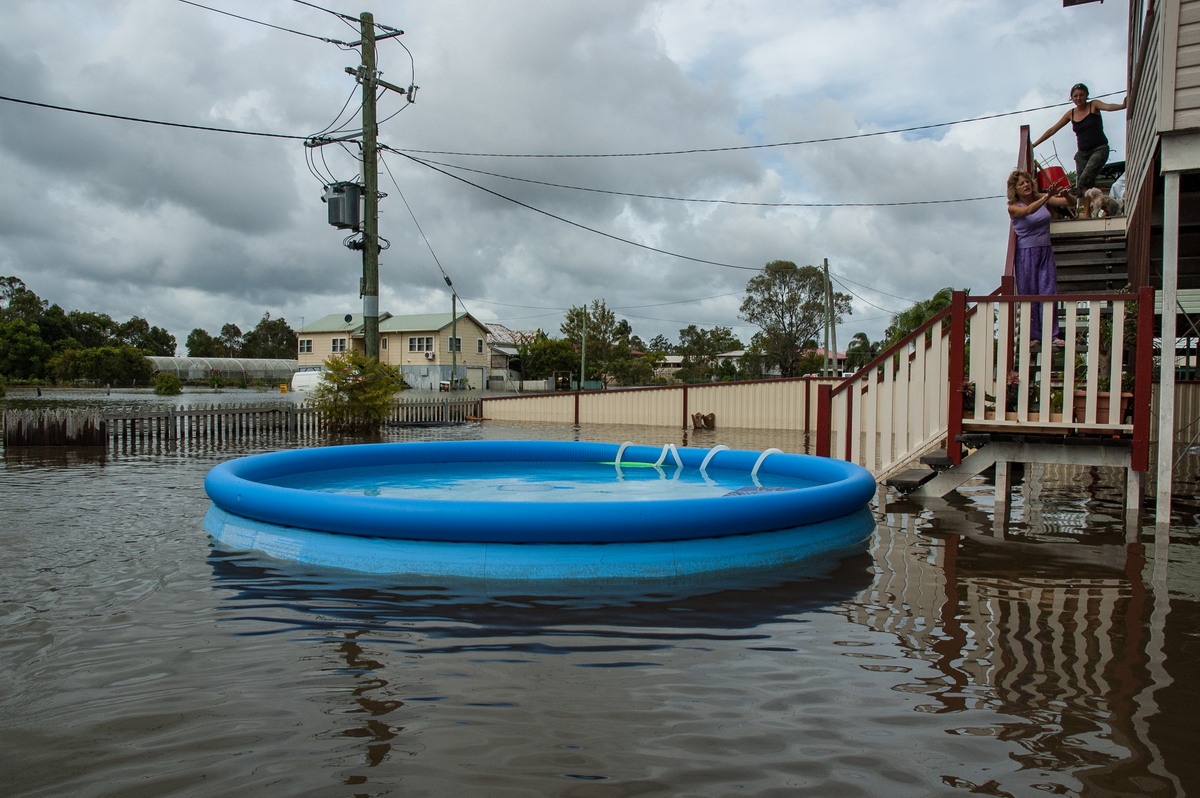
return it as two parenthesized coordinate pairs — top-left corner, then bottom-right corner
(177, 0), (354, 46)
(0, 93), (309, 141)
(407, 154), (1002, 208)
(289, 0), (359, 25)
(395, 93), (1125, 160)
(387, 146), (763, 272)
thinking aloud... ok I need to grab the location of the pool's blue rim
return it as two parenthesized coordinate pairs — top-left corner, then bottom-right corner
(204, 440), (876, 544)
(205, 504), (877, 580)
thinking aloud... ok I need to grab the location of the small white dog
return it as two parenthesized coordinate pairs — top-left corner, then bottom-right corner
(1084, 187), (1123, 217)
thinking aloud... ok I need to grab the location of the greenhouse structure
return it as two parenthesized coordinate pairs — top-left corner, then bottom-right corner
(146, 356), (299, 381)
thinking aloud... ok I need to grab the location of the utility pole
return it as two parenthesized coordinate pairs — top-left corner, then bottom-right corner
(359, 12), (380, 361)
(451, 287), (458, 390)
(310, 13), (408, 362)
(579, 311), (587, 390)
(827, 257), (838, 376)
(823, 258), (832, 376)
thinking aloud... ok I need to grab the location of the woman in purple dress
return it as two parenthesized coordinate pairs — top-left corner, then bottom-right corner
(1007, 169), (1072, 345)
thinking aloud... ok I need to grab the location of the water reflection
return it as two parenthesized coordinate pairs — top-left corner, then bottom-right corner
(3, 414), (1199, 795)
(860, 497), (1187, 796)
(202, 501), (1194, 795)
(206, 547), (878, 785)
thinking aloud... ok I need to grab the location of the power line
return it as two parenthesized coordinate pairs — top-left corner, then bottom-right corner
(289, 0), (359, 25)
(387, 145), (764, 272)
(395, 93), (1124, 160)
(0, 94), (309, 141)
(177, 0), (354, 46)
(613, 290), (746, 310)
(408, 154), (1003, 208)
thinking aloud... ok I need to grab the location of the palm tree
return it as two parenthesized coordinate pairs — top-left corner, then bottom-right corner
(845, 332), (877, 371)
(882, 288), (956, 347)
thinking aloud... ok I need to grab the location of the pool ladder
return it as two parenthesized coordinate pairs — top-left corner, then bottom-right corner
(613, 442), (783, 484)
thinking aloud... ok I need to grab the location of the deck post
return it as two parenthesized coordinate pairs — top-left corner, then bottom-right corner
(946, 291), (967, 465)
(1156, 173), (1180, 524)
(815, 383), (832, 458)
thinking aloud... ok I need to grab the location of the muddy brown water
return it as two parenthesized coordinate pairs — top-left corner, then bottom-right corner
(2, 389), (1198, 796)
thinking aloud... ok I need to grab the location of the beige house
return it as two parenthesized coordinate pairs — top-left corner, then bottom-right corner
(297, 311), (492, 390)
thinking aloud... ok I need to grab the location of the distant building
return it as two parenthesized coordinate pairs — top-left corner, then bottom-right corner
(484, 324), (538, 391)
(297, 311), (492, 391)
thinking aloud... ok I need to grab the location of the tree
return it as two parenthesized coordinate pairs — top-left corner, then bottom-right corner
(0, 319), (52, 379)
(845, 331), (878, 372)
(735, 345), (768, 380)
(186, 328), (224, 357)
(560, 300), (651, 385)
(67, 310), (118, 349)
(219, 323), (243, 357)
(561, 299), (618, 381)
(117, 316), (176, 356)
(0, 276), (47, 323)
(882, 287), (955, 347)
(240, 313), (297, 359)
(739, 261), (851, 378)
(38, 304), (74, 351)
(517, 331), (577, 380)
(309, 350), (406, 433)
(674, 324), (742, 383)
(47, 345), (154, 386)
(648, 334), (674, 354)
(606, 351), (656, 386)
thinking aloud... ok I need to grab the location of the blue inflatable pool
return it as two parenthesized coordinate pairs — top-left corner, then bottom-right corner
(204, 440), (877, 579)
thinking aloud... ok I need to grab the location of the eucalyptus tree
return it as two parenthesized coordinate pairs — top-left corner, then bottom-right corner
(740, 261), (851, 378)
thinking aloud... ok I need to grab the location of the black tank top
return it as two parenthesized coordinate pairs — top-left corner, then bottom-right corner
(1072, 111), (1108, 151)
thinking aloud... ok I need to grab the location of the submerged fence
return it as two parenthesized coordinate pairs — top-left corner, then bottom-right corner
(2, 396), (484, 449)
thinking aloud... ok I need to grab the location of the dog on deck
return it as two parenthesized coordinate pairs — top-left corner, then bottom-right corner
(1084, 187), (1123, 218)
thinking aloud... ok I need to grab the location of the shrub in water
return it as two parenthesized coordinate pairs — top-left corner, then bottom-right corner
(151, 373), (183, 395)
(309, 351), (406, 433)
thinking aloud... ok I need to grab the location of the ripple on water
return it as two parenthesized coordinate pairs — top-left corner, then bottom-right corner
(2, 421), (1199, 797)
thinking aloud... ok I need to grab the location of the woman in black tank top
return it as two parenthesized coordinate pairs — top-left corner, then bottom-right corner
(1031, 83), (1126, 210)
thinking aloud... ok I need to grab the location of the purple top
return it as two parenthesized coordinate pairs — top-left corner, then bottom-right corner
(1011, 203), (1051, 249)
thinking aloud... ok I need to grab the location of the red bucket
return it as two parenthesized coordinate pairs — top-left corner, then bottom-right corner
(1036, 165), (1069, 191)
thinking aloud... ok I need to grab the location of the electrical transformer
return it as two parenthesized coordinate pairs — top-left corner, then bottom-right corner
(323, 182), (361, 230)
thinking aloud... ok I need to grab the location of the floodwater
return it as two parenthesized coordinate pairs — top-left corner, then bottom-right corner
(2, 388), (1199, 797)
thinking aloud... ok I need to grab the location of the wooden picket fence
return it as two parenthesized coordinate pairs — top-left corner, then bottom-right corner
(1, 397), (483, 449)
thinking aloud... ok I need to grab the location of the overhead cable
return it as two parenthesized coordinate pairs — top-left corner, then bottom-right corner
(394, 92), (1124, 159)
(407, 154), (1003, 207)
(177, 0), (354, 46)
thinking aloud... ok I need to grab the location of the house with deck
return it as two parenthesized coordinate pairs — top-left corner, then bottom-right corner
(479, 0), (1200, 524)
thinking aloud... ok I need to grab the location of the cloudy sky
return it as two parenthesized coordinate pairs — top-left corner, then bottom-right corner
(0, 0), (1129, 353)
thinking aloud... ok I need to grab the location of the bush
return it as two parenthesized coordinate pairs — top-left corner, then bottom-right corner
(151, 373), (183, 395)
(308, 351), (406, 433)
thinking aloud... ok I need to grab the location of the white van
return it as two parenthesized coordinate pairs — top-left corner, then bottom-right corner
(290, 365), (328, 392)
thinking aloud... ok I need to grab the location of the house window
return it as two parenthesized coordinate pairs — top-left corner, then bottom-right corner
(476, 338), (484, 354)
(331, 338), (347, 353)
(409, 336), (433, 352)
(380, 336), (388, 350)
(298, 339), (313, 354)
(448, 337), (462, 353)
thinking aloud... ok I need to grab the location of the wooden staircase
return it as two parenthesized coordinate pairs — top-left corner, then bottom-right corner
(1051, 216), (1129, 293)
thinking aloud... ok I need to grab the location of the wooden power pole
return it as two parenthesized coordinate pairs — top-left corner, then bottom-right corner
(359, 12), (380, 361)
(310, 11), (408, 362)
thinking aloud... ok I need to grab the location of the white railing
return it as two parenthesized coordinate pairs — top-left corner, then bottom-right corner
(820, 308), (952, 477)
(818, 288), (1154, 477)
(962, 294), (1136, 430)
